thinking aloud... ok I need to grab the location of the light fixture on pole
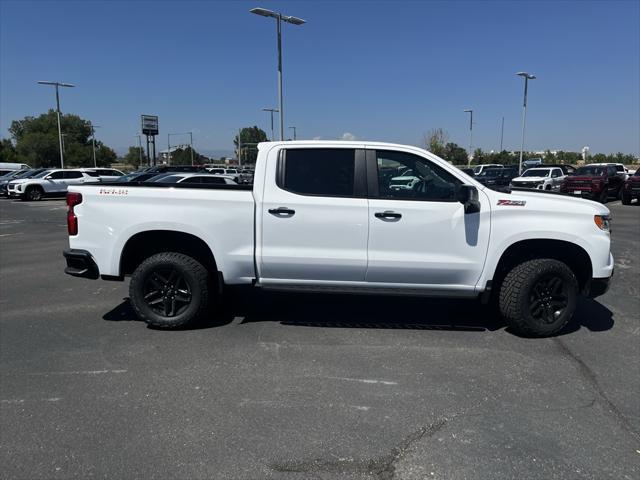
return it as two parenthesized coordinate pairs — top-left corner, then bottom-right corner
(37, 81), (75, 169)
(463, 109), (473, 167)
(262, 108), (279, 141)
(516, 71), (536, 174)
(250, 7), (306, 141)
(289, 126), (297, 140)
(86, 122), (100, 168)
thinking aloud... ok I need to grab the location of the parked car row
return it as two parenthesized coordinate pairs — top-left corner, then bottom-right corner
(459, 162), (637, 205)
(0, 168), (124, 200)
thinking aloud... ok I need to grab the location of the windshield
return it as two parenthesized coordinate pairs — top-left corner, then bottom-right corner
(0, 170), (21, 179)
(522, 169), (550, 177)
(576, 166), (606, 176)
(478, 169), (503, 177)
(156, 175), (184, 183)
(33, 170), (52, 178)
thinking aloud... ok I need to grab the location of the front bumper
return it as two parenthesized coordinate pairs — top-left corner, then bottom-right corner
(63, 249), (100, 279)
(586, 274), (612, 298)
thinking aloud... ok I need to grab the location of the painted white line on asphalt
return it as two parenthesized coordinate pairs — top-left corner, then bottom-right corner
(0, 233), (23, 237)
(26, 369), (128, 376)
(325, 376), (398, 385)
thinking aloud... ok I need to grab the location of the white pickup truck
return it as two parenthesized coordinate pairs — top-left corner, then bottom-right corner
(63, 141), (614, 337)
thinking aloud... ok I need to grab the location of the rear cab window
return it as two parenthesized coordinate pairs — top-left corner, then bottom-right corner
(279, 148), (357, 197)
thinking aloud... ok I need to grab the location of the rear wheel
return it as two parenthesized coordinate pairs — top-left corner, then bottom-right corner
(23, 186), (43, 201)
(499, 258), (578, 337)
(129, 252), (211, 329)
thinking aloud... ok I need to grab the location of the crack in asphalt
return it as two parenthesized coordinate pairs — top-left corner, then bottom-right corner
(269, 418), (448, 479)
(553, 337), (639, 442)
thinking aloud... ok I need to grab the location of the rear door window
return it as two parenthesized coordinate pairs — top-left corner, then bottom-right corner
(280, 148), (355, 197)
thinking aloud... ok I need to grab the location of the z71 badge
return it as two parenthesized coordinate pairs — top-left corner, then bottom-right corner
(497, 199), (526, 206)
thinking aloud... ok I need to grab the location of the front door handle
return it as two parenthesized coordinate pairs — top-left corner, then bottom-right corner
(268, 207), (295, 216)
(374, 210), (402, 219)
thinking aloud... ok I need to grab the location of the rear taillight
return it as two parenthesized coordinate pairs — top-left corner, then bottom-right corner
(66, 192), (83, 235)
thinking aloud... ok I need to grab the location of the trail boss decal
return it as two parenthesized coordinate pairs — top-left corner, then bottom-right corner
(99, 188), (129, 196)
(497, 199), (526, 206)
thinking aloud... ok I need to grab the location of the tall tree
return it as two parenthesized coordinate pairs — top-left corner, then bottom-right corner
(233, 126), (268, 165)
(0, 138), (17, 162)
(7, 110), (115, 167)
(424, 128), (449, 158)
(124, 146), (147, 168)
(169, 146), (199, 165)
(442, 142), (468, 165)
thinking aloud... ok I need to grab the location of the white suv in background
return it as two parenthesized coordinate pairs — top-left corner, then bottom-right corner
(511, 167), (566, 191)
(8, 169), (99, 201)
(80, 168), (125, 182)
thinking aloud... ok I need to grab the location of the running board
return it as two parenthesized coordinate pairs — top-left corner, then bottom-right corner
(255, 282), (479, 299)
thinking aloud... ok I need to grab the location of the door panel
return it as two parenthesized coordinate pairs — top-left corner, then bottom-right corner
(366, 149), (490, 287)
(260, 148), (369, 282)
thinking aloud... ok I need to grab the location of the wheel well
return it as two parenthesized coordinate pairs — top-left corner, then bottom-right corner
(492, 239), (592, 293)
(120, 230), (217, 276)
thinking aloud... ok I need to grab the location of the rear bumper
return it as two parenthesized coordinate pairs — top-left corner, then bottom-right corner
(63, 249), (100, 279)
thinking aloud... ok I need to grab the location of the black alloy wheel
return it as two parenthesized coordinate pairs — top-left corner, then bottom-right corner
(26, 187), (43, 201)
(129, 252), (211, 329)
(142, 267), (192, 318)
(529, 274), (569, 324)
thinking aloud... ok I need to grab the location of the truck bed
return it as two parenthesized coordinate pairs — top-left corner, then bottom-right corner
(68, 183), (256, 283)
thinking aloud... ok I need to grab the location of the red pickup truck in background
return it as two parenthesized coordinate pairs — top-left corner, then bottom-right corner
(622, 169), (640, 205)
(560, 164), (624, 203)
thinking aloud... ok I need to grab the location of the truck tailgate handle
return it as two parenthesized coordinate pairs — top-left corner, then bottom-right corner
(268, 207), (296, 216)
(375, 210), (402, 219)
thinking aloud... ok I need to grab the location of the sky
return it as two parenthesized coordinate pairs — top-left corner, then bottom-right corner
(1, 0), (639, 157)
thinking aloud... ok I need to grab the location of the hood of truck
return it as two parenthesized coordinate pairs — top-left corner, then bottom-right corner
(487, 188), (610, 216)
(512, 176), (547, 182)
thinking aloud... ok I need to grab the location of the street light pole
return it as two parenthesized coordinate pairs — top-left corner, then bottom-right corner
(87, 122), (100, 168)
(289, 126), (297, 140)
(37, 81), (75, 169)
(463, 109), (473, 167)
(250, 7), (306, 141)
(167, 134), (171, 165)
(500, 116), (504, 152)
(135, 134), (143, 164)
(516, 72), (536, 174)
(262, 108), (279, 141)
(189, 132), (194, 165)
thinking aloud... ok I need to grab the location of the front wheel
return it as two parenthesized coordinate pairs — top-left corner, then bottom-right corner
(23, 186), (43, 201)
(129, 252), (211, 329)
(598, 188), (608, 204)
(499, 259), (578, 337)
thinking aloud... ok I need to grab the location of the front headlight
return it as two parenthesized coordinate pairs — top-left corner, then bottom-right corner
(594, 214), (611, 232)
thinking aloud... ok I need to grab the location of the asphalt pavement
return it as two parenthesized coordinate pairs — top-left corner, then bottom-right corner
(0, 197), (638, 480)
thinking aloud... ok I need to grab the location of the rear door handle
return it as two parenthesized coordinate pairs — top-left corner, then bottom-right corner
(268, 207), (295, 216)
(374, 210), (402, 219)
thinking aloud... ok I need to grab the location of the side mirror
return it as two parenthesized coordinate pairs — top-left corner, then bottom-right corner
(457, 184), (480, 214)
(44, 175), (52, 180)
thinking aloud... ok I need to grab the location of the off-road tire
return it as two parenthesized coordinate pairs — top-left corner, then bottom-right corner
(129, 252), (210, 329)
(22, 186), (43, 201)
(598, 188), (608, 204)
(499, 258), (578, 337)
